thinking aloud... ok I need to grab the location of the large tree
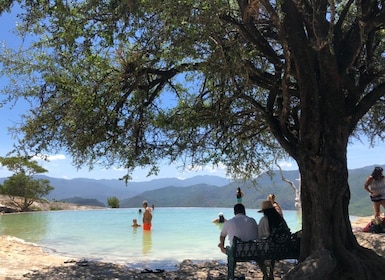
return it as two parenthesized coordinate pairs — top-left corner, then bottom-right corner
(0, 157), (54, 211)
(1, 0), (385, 278)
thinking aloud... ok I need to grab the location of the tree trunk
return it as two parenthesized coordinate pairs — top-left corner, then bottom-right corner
(284, 132), (385, 279)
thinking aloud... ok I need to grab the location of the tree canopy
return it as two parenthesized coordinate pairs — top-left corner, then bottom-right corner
(0, 157), (54, 211)
(2, 0), (385, 278)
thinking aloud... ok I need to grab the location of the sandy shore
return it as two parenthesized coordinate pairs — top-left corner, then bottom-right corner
(0, 235), (295, 280)
(0, 216), (383, 280)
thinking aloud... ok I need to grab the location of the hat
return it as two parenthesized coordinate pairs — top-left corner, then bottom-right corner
(258, 200), (274, 212)
(218, 212), (223, 216)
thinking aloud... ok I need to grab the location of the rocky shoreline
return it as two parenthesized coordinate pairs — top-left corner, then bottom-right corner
(0, 194), (105, 214)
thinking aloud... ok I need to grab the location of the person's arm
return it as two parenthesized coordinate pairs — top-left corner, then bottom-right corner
(146, 207), (152, 217)
(218, 234), (227, 254)
(258, 217), (270, 239)
(364, 176), (374, 195)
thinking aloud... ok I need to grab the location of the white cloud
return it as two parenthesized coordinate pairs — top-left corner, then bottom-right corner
(184, 163), (227, 175)
(112, 166), (125, 172)
(46, 154), (66, 161)
(32, 154), (66, 161)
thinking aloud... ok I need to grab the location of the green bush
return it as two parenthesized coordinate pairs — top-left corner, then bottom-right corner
(107, 196), (120, 208)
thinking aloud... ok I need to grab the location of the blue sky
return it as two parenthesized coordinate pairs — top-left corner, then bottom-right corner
(1, 7), (384, 181)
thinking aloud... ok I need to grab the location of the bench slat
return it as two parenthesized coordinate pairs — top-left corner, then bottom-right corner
(226, 235), (300, 280)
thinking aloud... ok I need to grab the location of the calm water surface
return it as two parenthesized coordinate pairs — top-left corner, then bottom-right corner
(0, 207), (302, 270)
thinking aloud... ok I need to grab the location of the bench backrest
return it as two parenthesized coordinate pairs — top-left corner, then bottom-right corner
(229, 230), (300, 262)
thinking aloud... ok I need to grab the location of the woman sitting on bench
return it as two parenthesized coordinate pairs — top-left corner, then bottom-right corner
(257, 200), (291, 280)
(258, 200), (290, 238)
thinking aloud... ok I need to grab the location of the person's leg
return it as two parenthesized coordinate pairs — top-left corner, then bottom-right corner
(257, 262), (269, 279)
(379, 200), (385, 216)
(373, 201), (381, 217)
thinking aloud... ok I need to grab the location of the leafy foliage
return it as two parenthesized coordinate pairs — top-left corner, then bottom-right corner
(2, 1), (385, 277)
(107, 196), (120, 208)
(0, 157), (54, 211)
(1, 1), (384, 180)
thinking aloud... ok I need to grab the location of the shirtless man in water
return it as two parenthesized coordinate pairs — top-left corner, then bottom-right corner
(142, 200), (153, 230)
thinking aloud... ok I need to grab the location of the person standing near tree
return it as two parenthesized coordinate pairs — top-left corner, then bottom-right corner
(364, 166), (385, 217)
(142, 200), (153, 230)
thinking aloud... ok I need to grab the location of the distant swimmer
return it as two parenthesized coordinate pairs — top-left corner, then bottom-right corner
(212, 212), (227, 223)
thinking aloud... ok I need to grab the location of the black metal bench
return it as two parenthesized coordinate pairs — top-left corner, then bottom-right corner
(225, 231), (300, 280)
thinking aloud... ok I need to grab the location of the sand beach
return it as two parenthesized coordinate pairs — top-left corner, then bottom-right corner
(0, 233), (294, 280)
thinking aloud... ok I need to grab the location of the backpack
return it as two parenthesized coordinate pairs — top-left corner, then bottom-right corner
(369, 222), (384, 233)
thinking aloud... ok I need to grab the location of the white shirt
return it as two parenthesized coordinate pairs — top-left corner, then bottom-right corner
(220, 214), (258, 245)
(370, 178), (385, 199)
(258, 216), (270, 239)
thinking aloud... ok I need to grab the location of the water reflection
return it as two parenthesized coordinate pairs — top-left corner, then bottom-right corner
(132, 227), (139, 240)
(213, 222), (224, 231)
(142, 230), (152, 255)
(0, 212), (48, 242)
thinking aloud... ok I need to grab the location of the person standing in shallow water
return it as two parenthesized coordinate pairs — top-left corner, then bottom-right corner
(212, 212), (227, 223)
(364, 166), (385, 217)
(142, 200), (153, 230)
(236, 187), (244, 203)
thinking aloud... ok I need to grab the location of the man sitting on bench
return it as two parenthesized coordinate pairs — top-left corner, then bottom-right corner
(218, 203), (259, 254)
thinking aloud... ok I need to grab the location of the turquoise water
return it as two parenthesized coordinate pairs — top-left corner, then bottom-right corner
(0, 207), (302, 270)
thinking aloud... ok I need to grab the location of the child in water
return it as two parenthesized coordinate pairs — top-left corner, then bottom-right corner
(132, 219), (141, 227)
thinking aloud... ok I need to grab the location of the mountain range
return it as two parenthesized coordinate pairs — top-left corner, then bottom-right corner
(0, 165), (381, 216)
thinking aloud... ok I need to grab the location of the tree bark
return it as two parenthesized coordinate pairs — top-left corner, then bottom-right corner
(284, 130), (385, 279)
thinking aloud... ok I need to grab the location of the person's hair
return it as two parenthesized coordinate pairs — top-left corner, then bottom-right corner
(263, 208), (286, 232)
(267, 194), (275, 202)
(372, 167), (384, 181)
(219, 215), (225, 223)
(234, 203), (246, 215)
(236, 187), (243, 198)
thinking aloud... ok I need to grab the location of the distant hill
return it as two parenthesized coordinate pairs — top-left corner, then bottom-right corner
(120, 166), (380, 216)
(59, 197), (105, 207)
(0, 165), (381, 216)
(0, 175), (231, 206)
(120, 171), (302, 209)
